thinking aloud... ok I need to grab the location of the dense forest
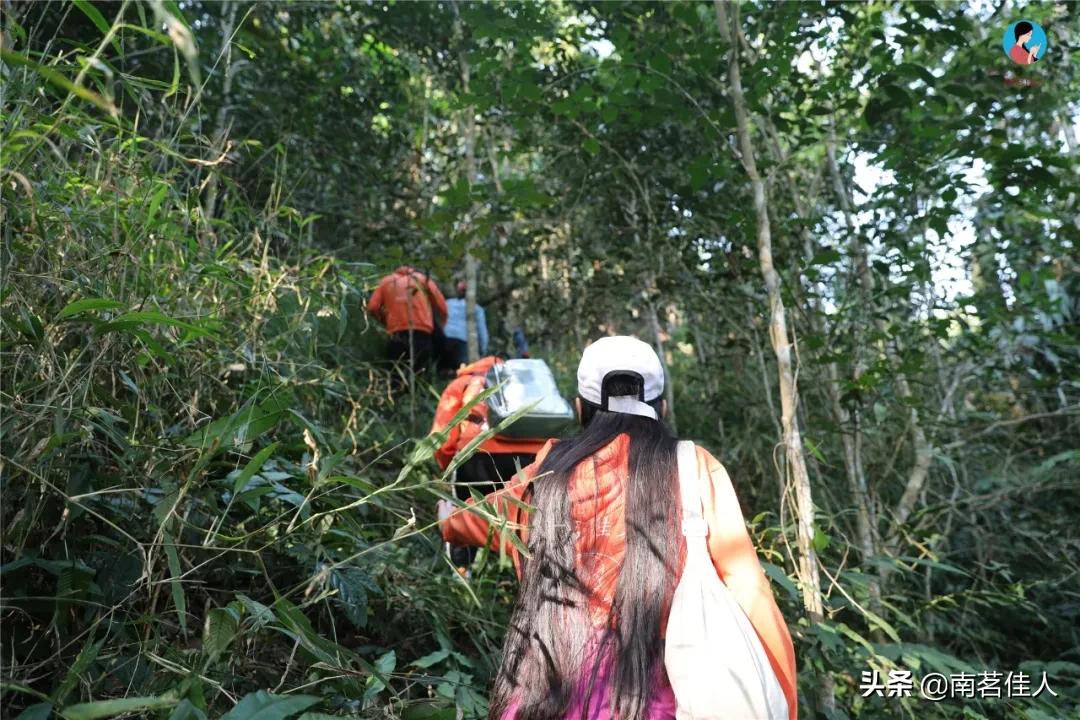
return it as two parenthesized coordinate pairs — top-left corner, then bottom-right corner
(1, 1), (1078, 719)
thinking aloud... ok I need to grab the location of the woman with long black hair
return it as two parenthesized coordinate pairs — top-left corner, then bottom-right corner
(1009, 21), (1041, 65)
(438, 336), (797, 720)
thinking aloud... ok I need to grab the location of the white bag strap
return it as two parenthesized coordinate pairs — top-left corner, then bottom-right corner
(675, 441), (709, 539)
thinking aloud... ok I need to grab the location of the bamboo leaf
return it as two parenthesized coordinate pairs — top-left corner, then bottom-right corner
(411, 649), (450, 668)
(164, 534), (188, 635)
(61, 696), (177, 720)
(0, 50), (117, 116)
(231, 442), (279, 495)
(56, 298), (124, 320)
(219, 692), (320, 720)
(99, 310), (216, 339)
(15, 704), (52, 720)
(72, 1), (122, 55)
(55, 639), (103, 704)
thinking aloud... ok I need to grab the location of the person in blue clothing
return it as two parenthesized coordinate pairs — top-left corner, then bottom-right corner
(441, 281), (489, 373)
(512, 327), (530, 358)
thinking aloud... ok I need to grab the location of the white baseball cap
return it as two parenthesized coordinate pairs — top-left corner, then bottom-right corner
(576, 336), (665, 420)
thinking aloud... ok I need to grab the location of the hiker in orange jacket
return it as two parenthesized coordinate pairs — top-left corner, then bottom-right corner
(366, 266), (448, 381)
(430, 356), (546, 498)
(436, 337), (798, 720)
(431, 356), (547, 569)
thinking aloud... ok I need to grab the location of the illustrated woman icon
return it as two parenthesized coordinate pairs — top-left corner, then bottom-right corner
(1009, 22), (1041, 65)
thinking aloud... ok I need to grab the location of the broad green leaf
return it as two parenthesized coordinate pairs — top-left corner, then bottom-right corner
(271, 595), (365, 672)
(168, 699), (207, 720)
(231, 442), (279, 495)
(761, 562), (799, 602)
(15, 704), (52, 720)
(56, 298), (124, 320)
(376, 650), (396, 674)
(61, 695), (177, 720)
(235, 594), (275, 628)
(99, 310), (215, 339)
(146, 183), (170, 226)
(203, 607), (239, 663)
(185, 395), (289, 453)
(411, 649), (449, 668)
(364, 650), (397, 701)
(219, 692), (320, 720)
(328, 567), (373, 629)
(812, 525), (830, 553)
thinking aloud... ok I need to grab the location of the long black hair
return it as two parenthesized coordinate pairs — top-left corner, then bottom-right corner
(1014, 21), (1033, 44)
(488, 375), (681, 720)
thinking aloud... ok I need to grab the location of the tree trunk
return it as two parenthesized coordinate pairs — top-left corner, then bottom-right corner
(202, 1), (239, 229)
(762, 116), (884, 625)
(453, 0), (480, 362)
(824, 123), (932, 576)
(715, 0), (834, 712)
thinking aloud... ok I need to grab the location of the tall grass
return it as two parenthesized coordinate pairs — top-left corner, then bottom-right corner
(1, 6), (505, 719)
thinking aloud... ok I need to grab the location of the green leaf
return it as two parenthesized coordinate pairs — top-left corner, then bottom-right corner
(812, 525), (830, 553)
(810, 248), (842, 266)
(761, 561), (799, 602)
(147, 183), (170, 226)
(203, 607), (239, 663)
(164, 535), (188, 635)
(185, 395), (289, 453)
(56, 298), (125, 320)
(235, 594), (275, 628)
(231, 443), (279, 495)
(403, 703), (457, 720)
(219, 692), (320, 720)
(271, 595), (366, 672)
(61, 696), (177, 720)
(364, 650), (397, 701)
(168, 700), (207, 720)
(376, 650), (396, 674)
(55, 639), (103, 704)
(0, 50), (117, 116)
(15, 704), (52, 720)
(688, 157), (710, 192)
(411, 649), (450, 668)
(99, 310), (215, 339)
(803, 437), (826, 463)
(328, 567), (372, 629)
(72, 1), (122, 55)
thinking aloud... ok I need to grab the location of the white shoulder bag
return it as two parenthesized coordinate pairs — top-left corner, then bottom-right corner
(664, 441), (789, 720)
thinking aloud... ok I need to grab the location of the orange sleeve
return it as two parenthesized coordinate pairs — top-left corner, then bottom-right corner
(439, 440), (558, 571)
(366, 279), (384, 319)
(428, 278), (449, 324)
(431, 377), (469, 470)
(440, 472), (530, 560)
(697, 446), (798, 720)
